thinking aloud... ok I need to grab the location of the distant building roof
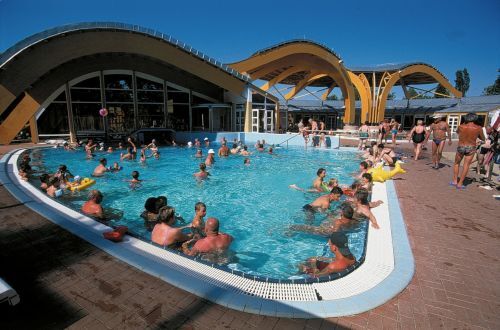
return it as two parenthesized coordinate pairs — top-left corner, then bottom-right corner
(283, 95), (500, 114)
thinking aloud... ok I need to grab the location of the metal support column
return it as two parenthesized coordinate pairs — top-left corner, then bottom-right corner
(65, 82), (77, 143)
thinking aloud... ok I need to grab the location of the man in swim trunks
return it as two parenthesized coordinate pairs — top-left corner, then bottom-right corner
(182, 217), (233, 256)
(299, 232), (356, 277)
(92, 158), (109, 177)
(218, 142), (229, 157)
(428, 115), (452, 168)
(82, 190), (104, 220)
(358, 121), (370, 150)
(303, 186), (344, 215)
(452, 113), (485, 189)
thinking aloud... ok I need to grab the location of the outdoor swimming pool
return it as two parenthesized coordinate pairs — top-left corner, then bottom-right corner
(27, 145), (367, 280)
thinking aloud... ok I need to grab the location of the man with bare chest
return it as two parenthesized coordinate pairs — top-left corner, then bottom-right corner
(429, 115), (452, 169)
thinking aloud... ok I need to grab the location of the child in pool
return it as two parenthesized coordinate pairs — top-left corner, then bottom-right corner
(108, 162), (122, 172)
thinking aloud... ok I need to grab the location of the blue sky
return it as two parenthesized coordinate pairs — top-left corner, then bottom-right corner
(0, 0), (498, 98)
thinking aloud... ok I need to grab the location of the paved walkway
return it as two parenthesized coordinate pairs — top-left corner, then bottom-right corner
(0, 142), (498, 329)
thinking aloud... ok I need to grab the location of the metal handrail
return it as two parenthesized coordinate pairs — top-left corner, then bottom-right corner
(276, 132), (302, 148)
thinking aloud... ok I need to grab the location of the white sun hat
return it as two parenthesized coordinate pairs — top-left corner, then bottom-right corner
(208, 149), (215, 154)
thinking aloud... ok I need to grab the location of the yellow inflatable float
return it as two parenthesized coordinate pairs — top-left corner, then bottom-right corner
(67, 178), (96, 191)
(367, 162), (406, 182)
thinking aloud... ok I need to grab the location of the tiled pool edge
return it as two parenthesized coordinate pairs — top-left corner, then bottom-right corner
(1, 148), (414, 318)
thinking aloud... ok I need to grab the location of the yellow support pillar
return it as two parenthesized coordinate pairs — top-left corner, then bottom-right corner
(275, 101), (280, 133)
(244, 87), (252, 132)
(29, 116), (39, 144)
(0, 85), (16, 116)
(0, 93), (40, 145)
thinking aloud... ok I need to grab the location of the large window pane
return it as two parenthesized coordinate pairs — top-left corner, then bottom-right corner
(54, 91), (67, 102)
(168, 92), (189, 103)
(136, 77), (163, 90)
(138, 104), (164, 128)
(73, 76), (100, 88)
(73, 103), (104, 131)
(105, 90), (134, 103)
(104, 74), (132, 90)
(170, 104), (189, 131)
(71, 89), (101, 102)
(37, 103), (69, 134)
(107, 104), (136, 133)
(137, 91), (164, 103)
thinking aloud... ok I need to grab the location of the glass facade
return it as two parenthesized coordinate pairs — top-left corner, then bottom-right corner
(37, 70), (223, 136)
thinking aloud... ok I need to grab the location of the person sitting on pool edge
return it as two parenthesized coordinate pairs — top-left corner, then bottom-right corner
(182, 217), (233, 256)
(303, 186), (344, 215)
(299, 232), (356, 277)
(194, 162), (210, 179)
(82, 190), (104, 220)
(352, 189), (380, 229)
(151, 206), (192, 249)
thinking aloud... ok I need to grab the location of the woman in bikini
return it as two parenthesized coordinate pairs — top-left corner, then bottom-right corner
(408, 120), (427, 161)
(390, 119), (400, 145)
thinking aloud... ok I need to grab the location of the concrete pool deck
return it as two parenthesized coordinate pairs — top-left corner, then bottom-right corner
(0, 141), (499, 329)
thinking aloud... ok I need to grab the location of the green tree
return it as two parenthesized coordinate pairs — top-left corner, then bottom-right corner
(387, 92), (396, 100)
(434, 84), (450, 98)
(455, 68), (470, 97)
(326, 94), (338, 100)
(483, 74), (500, 95)
(407, 87), (418, 99)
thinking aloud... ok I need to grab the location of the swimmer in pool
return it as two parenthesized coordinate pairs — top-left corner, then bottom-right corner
(81, 190), (104, 220)
(108, 162), (122, 172)
(190, 202), (207, 238)
(205, 149), (215, 166)
(302, 186), (344, 219)
(92, 158), (109, 177)
(290, 203), (357, 236)
(239, 145), (250, 156)
(299, 232), (356, 277)
(289, 168), (327, 192)
(194, 163), (210, 179)
(182, 217), (233, 256)
(230, 143), (239, 155)
(195, 149), (203, 158)
(127, 171), (142, 188)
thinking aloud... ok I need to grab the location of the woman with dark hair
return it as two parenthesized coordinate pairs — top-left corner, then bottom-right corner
(408, 120), (427, 160)
(353, 189), (379, 229)
(451, 113), (485, 189)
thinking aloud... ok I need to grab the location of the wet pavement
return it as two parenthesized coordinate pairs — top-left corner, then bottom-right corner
(0, 141), (498, 329)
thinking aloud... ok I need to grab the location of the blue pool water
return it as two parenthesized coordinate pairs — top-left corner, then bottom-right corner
(27, 145), (367, 279)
